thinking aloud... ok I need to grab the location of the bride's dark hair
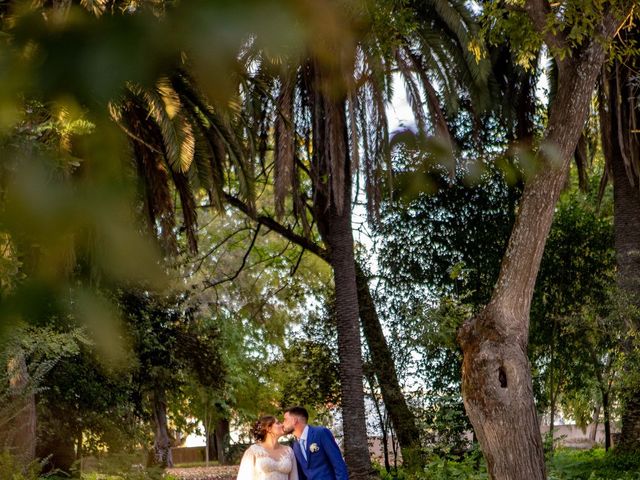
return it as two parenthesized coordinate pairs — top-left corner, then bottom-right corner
(252, 415), (276, 441)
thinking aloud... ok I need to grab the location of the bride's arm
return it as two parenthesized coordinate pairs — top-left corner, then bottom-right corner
(288, 447), (299, 480)
(237, 446), (256, 480)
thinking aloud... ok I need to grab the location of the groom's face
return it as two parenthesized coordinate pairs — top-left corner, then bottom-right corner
(282, 412), (296, 434)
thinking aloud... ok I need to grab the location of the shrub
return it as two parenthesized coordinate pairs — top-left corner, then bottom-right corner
(0, 451), (45, 480)
(376, 448), (488, 480)
(548, 448), (640, 479)
(378, 446), (640, 480)
(71, 453), (166, 480)
(418, 450), (488, 480)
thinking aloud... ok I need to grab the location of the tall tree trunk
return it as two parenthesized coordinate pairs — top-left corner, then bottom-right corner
(602, 389), (611, 451)
(315, 199), (372, 478)
(76, 430), (83, 460)
(457, 12), (616, 476)
(548, 316), (557, 452)
(602, 42), (640, 450)
(310, 62), (372, 479)
(355, 264), (422, 468)
(151, 387), (173, 468)
(589, 404), (600, 442)
(204, 402), (210, 466)
(215, 417), (229, 465)
(6, 349), (36, 466)
(207, 430), (216, 465)
(389, 418), (399, 471)
(365, 370), (390, 473)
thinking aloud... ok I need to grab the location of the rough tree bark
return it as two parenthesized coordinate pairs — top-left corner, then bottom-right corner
(589, 404), (600, 442)
(355, 264), (423, 468)
(215, 417), (229, 465)
(151, 387), (173, 468)
(457, 3), (624, 477)
(603, 389), (611, 451)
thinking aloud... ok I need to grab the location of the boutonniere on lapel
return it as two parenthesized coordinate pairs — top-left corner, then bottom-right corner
(309, 443), (320, 453)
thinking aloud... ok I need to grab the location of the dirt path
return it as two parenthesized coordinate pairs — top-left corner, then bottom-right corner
(166, 465), (239, 480)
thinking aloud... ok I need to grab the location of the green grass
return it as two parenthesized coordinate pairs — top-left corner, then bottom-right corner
(375, 447), (640, 480)
(548, 448), (640, 479)
(8, 447), (640, 480)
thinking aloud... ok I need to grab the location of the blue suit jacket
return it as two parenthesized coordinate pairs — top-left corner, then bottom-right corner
(292, 425), (349, 480)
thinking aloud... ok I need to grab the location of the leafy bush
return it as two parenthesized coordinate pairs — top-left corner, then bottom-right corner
(377, 446), (640, 480)
(548, 448), (640, 479)
(0, 451), (44, 480)
(375, 463), (406, 480)
(376, 449), (488, 480)
(71, 453), (165, 480)
(418, 450), (488, 480)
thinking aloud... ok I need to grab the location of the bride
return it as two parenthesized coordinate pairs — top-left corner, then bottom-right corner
(237, 415), (299, 480)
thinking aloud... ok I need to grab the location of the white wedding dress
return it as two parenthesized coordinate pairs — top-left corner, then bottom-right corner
(237, 444), (299, 480)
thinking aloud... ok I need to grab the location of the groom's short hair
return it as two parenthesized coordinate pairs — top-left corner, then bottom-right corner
(284, 406), (309, 422)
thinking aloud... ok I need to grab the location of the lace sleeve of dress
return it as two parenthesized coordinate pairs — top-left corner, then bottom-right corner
(287, 446), (299, 480)
(237, 445), (257, 480)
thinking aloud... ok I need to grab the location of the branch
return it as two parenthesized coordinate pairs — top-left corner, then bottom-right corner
(295, 155), (312, 177)
(203, 224), (261, 290)
(524, 0), (565, 56)
(290, 247), (306, 277)
(113, 119), (164, 155)
(247, 239), (294, 271)
(246, 281), (291, 324)
(222, 193), (329, 261)
(190, 226), (252, 274)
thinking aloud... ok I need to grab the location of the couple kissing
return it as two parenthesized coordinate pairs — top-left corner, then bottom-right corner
(237, 406), (349, 480)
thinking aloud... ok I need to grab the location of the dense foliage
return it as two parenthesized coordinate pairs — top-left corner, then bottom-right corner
(1, 0), (639, 478)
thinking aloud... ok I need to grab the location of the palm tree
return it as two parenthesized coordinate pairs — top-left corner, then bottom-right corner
(108, 71), (254, 468)
(110, 71), (255, 256)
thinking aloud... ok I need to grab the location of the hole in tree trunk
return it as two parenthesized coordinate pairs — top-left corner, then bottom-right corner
(498, 367), (507, 388)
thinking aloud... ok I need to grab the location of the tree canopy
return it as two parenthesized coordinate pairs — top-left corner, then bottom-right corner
(1, 0), (640, 479)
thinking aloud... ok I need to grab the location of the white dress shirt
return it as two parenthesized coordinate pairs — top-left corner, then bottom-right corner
(298, 425), (309, 461)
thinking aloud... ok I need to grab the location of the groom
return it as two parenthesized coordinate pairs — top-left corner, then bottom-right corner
(282, 406), (349, 480)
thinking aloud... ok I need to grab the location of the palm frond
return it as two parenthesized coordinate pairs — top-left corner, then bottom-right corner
(326, 96), (348, 215)
(396, 50), (429, 135)
(183, 107), (216, 198)
(171, 70), (255, 206)
(127, 79), (195, 174)
(404, 46), (454, 147)
(120, 92), (178, 252)
(347, 90), (360, 175)
(169, 168), (198, 254)
(80, 0), (107, 16)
